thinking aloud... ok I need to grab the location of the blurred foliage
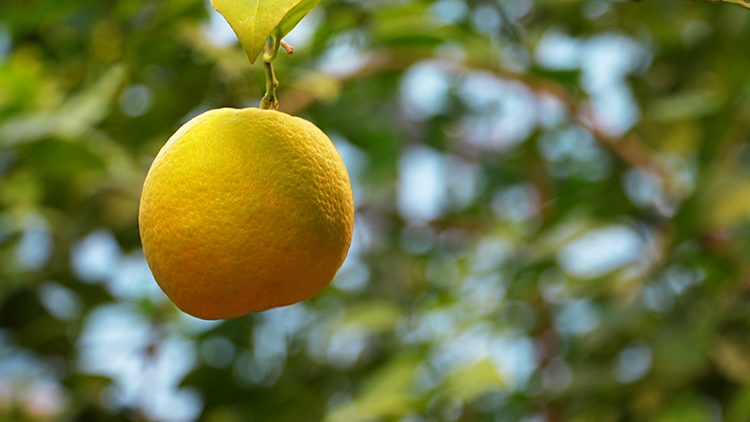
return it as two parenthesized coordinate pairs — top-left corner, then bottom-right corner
(3, 0), (750, 421)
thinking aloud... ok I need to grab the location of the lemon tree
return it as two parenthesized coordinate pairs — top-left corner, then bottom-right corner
(5, 0), (750, 421)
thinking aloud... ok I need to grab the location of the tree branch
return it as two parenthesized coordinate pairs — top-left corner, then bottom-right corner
(689, 0), (750, 9)
(712, 0), (750, 9)
(280, 50), (662, 175)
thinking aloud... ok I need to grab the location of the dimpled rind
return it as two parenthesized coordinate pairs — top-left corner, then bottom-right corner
(138, 108), (355, 320)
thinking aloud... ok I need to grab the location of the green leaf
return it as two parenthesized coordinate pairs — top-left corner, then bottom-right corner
(279, 0), (321, 40)
(210, 0), (321, 65)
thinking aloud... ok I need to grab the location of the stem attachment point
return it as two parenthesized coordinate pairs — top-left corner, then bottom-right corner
(260, 60), (279, 110)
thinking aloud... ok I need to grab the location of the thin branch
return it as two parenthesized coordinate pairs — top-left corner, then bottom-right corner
(712, 0), (750, 9)
(280, 40), (295, 54)
(280, 50), (662, 175)
(686, 0), (750, 9)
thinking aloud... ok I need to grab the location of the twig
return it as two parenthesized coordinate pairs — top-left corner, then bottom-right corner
(280, 40), (294, 54)
(679, 0), (750, 9)
(712, 0), (750, 10)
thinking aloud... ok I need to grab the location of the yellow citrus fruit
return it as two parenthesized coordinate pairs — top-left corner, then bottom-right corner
(138, 107), (354, 320)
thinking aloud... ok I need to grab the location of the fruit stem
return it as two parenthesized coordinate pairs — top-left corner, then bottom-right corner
(260, 27), (282, 110)
(260, 60), (279, 109)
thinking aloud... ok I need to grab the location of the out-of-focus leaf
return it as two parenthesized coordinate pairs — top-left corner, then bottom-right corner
(656, 121), (702, 156)
(284, 72), (342, 108)
(210, 0), (321, 65)
(337, 300), (402, 334)
(0, 171), (42, 209)
(726, 387), (750, 422)
(653, 320), (714, 381)
(326, 353), (422, 422)
(444, 359), (504, 401)
(204, 406), (245, 422)
(371, 4), (460, 47)
(647, 91), (725, 122)
(0, 288), (72, 355)
(712, 339), (750, 384)
(524, 212), (593, 263)
(655, 397), (716, 422)
(0, 47), (51, 115)
(0, 65), (125, 146)
(23, 140), (105, 177)
(700, 175), (750, 230)
(529, 66), (582, 91)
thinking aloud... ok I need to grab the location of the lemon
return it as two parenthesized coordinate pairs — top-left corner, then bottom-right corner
(138, 107), (354, 320)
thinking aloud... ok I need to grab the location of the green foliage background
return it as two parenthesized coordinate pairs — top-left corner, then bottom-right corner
(3, 0), (750, 421)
